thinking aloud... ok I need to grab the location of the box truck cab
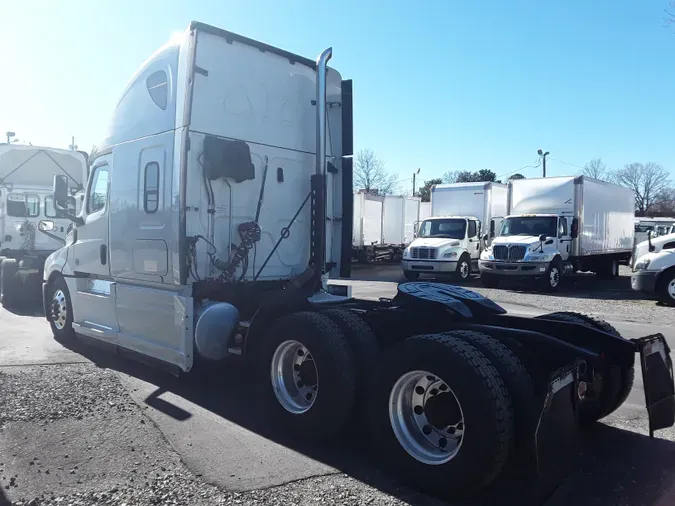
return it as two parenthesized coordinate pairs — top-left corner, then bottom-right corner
(401, 182), (507, 281)
(0, 145), (86, 307)
(480, 176), (634, 291)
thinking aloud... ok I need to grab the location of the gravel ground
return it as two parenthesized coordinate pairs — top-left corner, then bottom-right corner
(0, 364), (445, 506)
(348, 265), (674, 326)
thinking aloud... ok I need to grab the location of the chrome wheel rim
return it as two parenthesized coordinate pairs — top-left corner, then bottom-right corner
(668, 279), (675, 300)
(459, 261), (470, 279)
(389, 370), (464, 465)
(549, 267), (560, 287)
(271, 340), (318, 414)
(51, 289), (68, 330)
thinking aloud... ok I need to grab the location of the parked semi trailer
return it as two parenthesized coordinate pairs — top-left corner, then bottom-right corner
(402, 182), (507, 281)
(480, 176), (634, 291)
(0, 144), (86, 308)
(40, 22), (674, 501)
(353, 193), (420, 262)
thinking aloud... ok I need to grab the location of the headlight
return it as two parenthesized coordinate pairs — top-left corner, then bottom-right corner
(442, 251), (458, 259)
(634, 258), (651, 271)
(403, 248), (410, 258)
(480, 248), (494, 260)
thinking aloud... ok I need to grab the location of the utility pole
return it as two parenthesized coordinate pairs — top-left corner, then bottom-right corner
(69, 136), (78, 151)
(537, 149), (550, 177)
(412, 168), (421, 196)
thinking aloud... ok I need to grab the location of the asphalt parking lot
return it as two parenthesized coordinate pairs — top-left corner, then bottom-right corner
(1, 266), (674, 506)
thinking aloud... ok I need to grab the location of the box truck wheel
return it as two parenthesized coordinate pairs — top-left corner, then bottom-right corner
(46, 276), (76, 342)
(403, 270), (420, 281)
(455, 255), (471, 282)
(596, 258), (619, 280)
(0, 256), (6, 294)
(657, 270), (675, 307)
(534, 311), (635, 424)
(254, 311), (356, 439)
(540, 258), (562, 292)
(0, 259), (19, 308)
(367, 332), (513, 496)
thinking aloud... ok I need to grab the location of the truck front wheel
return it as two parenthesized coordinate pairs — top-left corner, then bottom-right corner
(254, 311), (357, 439)
(540, 258), (562, 292)
(455, 255), (471, 282)
(46, 276), (76, 342)
(657, 270), (675, 307)
(367, 332), (513, 496)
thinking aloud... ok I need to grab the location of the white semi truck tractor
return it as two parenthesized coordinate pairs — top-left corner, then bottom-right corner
(479, 176), (634, 291)
(402, 182), (507, 281)
(0, 144), (86, 308)
(39, 22), (674, 501)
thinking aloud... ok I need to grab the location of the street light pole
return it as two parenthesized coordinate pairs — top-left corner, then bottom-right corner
(412, 168), (421, 196)
(6, 131), (15, 145)
(537, 149), (550, 177)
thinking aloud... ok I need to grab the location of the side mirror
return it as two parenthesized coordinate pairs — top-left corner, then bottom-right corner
(53, 174), (84, 225)
(539, 234), (547, 242)
(570, 217), (579, 239)
(38, 220), (55, 231)
(483, 233), (489, 242)
(648, 230), (655, 252)
(490, 220), (496, 238)
(53, 175), (69, 209)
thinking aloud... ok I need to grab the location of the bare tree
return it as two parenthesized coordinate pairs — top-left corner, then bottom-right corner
(583, 158), (609, 180)
(353, 149), (398, 195)
(442, 170), (460, 183)
(613, 162), (672, 213)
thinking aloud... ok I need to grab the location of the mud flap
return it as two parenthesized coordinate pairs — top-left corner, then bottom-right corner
(635, 334), (675, 437)
(531, 363), (581, 499)
(486, 364), (580, 505)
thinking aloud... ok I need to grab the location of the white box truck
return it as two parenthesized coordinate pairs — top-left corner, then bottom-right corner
(401, 182), (507, 281)
(0, 144), (87, 307)
(353, 193), (420, 262)
(479, 176), (635, 291)
(38, 21), (675, 499)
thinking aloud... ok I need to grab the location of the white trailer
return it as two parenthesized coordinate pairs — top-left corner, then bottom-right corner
(38, 21), (675, 500)
(353, 193), (420, 262)
(0, 144), (87, 307)
(401, 182), (507, 281)
(480, 176), (635, 291)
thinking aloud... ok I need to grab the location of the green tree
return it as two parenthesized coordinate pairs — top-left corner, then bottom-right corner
(508, 173), (525, 180)
(418, 178), (443, 202)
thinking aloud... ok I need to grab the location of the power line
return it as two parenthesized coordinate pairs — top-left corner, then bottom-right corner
(549, 157), (586, 172)
(496, 159), (541, 180)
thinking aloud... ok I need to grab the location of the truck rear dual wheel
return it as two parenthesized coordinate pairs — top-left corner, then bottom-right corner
(367, 332), (517, 496)
(254, 311), (357, 439)
(0, 259), (19, 308)
(596, 259), (619, 280)
(534, 311), (634, 424)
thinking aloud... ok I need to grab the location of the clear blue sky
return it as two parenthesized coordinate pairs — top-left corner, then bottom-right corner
(2, 0), (674, 191)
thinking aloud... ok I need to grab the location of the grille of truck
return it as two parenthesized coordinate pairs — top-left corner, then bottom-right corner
(493, 245), (526, 261)
(411, 247), (437, 260)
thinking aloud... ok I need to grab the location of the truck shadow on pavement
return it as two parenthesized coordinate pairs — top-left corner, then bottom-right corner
(53, 334), (675, 506)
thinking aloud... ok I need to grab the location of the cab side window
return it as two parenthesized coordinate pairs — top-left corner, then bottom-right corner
(559, 218), (568, 237)
(87, 165), (109, 214)
(468, 220), (478, 238)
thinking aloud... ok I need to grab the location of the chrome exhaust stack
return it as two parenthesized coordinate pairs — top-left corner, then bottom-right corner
(309, 47), (332, 286)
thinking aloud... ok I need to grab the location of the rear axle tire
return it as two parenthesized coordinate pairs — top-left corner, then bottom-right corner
(367, 332), (514, 496)
(534, 311), (634, 423)
(254, 311), (357, 439)
(0, 259), (19, 308)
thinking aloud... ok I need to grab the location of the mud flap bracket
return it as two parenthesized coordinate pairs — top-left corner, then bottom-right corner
(635, 333), (675, 438)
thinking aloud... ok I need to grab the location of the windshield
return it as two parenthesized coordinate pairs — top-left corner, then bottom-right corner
(6, 193), (39, 218)
(501, 216), (558, 237)
(418, 219), (466, 239)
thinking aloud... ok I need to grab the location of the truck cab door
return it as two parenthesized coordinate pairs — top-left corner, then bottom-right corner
(468, 220), (481, 260)
(68, 156), (119, 345)
(558, 217), (572, 261)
